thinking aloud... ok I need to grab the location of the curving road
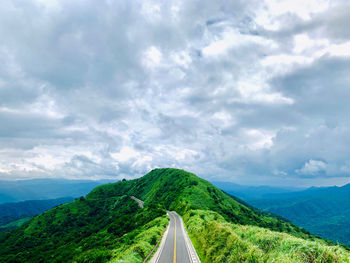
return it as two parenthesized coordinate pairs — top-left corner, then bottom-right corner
(151, 211), (200, 263)
(130, 196), (144, 208)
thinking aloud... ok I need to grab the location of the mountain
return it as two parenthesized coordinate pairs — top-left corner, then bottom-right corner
(0, 179), (114, 204)
(0, 168), (349, 262)
(212, 181), (303, 200)
(248, 183), (350, 245)
(0, 197), (74, 232)
(0, 197), (75, 218)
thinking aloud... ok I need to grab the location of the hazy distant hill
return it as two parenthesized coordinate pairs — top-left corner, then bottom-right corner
(212, 181), (303, 200)
(0, 197), (74, 232)
(248, 184), (350, 245)
(0, 179), (115, 204)
(0, 197), (74, 218)
(1, 168), (349, 263)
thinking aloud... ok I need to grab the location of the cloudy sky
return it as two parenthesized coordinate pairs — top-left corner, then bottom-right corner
(1, 0), (350, 186)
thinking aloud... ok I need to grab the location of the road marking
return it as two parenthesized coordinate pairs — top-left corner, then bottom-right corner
(176, 211), (201, 263)
(173, 213), (177, 263)
(152, 211), (200, 263)
(152, 212), (171, 263)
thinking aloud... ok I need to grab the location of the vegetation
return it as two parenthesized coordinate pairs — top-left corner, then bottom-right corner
(1, 168), (349, 262)
(88, 168), (312, 238)
(184, 210), (350, 262)
(0, 195), (167, 262)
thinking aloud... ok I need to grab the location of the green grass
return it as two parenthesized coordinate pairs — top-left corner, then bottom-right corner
(0, 195), (167, 263)
(75, 215), (169, 263)
(88, 168), (313, 239)
(183, 209), (350, 263)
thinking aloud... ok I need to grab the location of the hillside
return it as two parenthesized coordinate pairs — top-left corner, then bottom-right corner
(87, 169), (311, 237)
(1, 168), (349, 262)
(0, 197), (74, 232)
(0, 195), (167, 262)
(249, 184), (350, 245)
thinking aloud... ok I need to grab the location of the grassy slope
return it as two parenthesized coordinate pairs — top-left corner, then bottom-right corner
(89, 169), (310, 238)
(91, 169), (314, 237)
(184, 210), (350, 262)
(0, 194), (168, 263)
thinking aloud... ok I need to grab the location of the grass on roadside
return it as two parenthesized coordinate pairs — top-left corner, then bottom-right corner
(183, 209), (350, 263)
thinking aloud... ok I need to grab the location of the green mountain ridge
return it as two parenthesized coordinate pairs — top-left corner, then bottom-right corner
(1, 168), (349, 262)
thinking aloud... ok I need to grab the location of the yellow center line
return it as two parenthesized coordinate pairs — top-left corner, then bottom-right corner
(173, 213), (177, 263)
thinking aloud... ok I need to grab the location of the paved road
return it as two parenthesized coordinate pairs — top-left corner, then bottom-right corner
(152, 211), (200, 263)
(130, 196), (144, 208)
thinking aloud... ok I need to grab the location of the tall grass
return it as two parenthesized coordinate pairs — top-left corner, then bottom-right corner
(110, 216), (169, 263)
(184, 210), (350, 263)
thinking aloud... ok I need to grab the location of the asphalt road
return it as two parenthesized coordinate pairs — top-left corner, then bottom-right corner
(155, 211), (194, 263)
(130, 196), (144, 208)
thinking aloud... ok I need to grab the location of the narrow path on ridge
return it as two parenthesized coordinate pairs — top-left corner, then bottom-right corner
(150, 211), (200, 263)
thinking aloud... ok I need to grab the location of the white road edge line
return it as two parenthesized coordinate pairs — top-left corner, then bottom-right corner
(175, 212), (201, 263)
(149, 212), (172, 263)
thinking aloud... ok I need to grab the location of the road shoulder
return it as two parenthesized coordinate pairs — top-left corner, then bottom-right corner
(148, 212), (171, 263)
(176, 212), (201, 263)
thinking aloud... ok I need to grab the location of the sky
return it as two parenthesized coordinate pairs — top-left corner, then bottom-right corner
(1, 0), (350, 187)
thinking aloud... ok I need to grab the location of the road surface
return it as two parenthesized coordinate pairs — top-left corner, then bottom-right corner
(150, 211), (200, 263)
(130, 196), (144, 208)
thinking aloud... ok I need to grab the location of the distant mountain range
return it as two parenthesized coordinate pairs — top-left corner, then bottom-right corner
(214, 181), (350, 245)
(0, 197), (74, 218)
(0, 178), (116, 204)
(249, 184), (350, 245)
(0, 197), (74, 232)
(211, 181), (304, 200)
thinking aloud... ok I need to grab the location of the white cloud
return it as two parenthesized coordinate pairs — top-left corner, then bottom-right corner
(110, 146), (140, 163)
(266, 0), (329, 20)
(244, 129), (275, 150)
(35, 0), (60, 9)
(0, 0), (349, 187)
(296, 160), (327, 175)
(202, 28), (276, 57)
(141, 1), (161, 21)
(143, 46), (162, 68)
(255, 0), (330, 30)
(328, 41), (350, 57)
(293, 34), (329, 54)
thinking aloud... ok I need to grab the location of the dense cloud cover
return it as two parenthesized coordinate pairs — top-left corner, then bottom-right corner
(1, 0), (350, 186)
